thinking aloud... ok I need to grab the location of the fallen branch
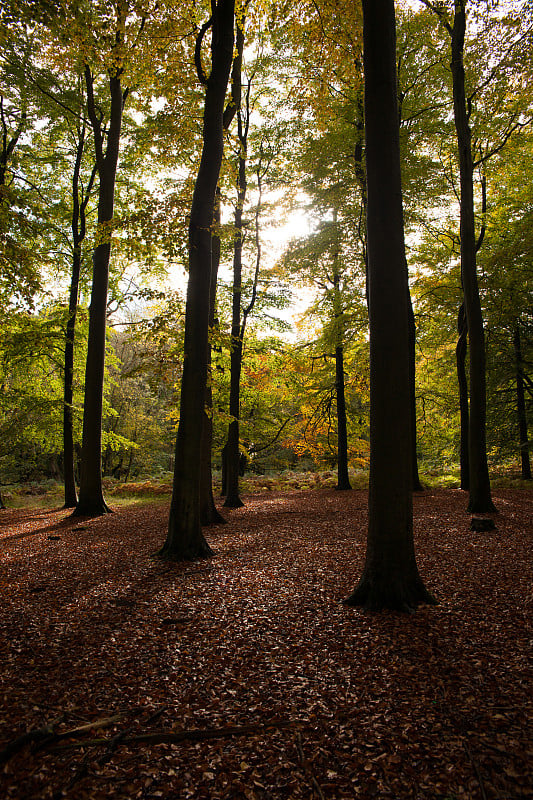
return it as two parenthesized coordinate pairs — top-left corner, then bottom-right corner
(0, 713), (129, 764)
(50, 718), (305, 751)
(464, 742), (488, 800)
(296, 731), (326, 800)
(0, 717), (63, 765)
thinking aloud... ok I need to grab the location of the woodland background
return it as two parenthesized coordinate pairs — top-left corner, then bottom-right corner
(0, 0), (531, 502)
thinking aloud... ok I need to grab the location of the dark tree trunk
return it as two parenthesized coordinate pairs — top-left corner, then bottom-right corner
(160, 0), (234, 559)
(456, 302), (470, 490)
(200, 190), (226, 525)
(0, 491), (5, 510)
(407, 290), (423, 491)
(344, 0), (435, 612)
(63, 125), (96, 509)
(224, 139), (247, 509)
(335, 343), (351, 490)
(514, 322), (532, 480)
(331, 229), (351, 491)
(450, 4), (495, 513)
(201, 12), (244, 521)
(74, 68), (124, 516)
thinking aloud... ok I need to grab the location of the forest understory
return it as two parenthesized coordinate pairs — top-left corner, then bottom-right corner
(0, 488), (531, 800)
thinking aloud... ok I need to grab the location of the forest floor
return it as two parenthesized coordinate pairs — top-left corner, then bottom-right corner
(0, 487), (531, 800)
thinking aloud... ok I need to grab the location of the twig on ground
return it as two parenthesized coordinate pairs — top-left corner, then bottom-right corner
(464, 741), (488, 800)
(296, 731), (326, 800)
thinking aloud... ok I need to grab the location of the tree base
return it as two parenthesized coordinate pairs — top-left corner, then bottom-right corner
(62, 499), (78, 510)
(157, 540), (214, 562)
(467, 498), (497, 514)
(343, 575), (437, 613)
(335, 483), (352, 491)
(223, 495), (244, 509)
(201, 507), (227, 525)
(72, 499), (111, 517)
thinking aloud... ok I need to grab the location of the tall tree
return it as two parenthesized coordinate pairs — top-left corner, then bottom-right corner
(344, 0), (435, 612)
(63, 119), (97, 507)
(416, 0), (533, 511)
(74, 14), (128, 515)
(200, 8), (246, 522)
(160, 0), (235, 560)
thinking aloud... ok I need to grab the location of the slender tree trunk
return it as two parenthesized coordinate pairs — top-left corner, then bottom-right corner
(75, 69), (124, 516)
(456, 302), (470, 489)
(514, 322), (532, 480)
(331, 221), (351, 491)
(224, 134), (247, 509)
(344, 0), (435, 612)
(407, 290), (423, 491)
(160, 0), (235, 559)
(450, 4), (495, 513)
(201, 13), (244, 519)
(63, 125), (96, 508)
(335, 343), (351, 490)
(200, 190), (226, 524)
(0, 491), (5, 510)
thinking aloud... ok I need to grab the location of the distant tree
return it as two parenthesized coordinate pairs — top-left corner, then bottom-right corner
(344, 0), (435, 612)
(160, 0), (235, 560)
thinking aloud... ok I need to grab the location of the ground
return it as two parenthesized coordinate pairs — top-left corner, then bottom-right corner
(0, 487), (531, 800)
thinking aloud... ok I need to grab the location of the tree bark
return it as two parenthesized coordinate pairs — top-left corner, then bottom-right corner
(63, 124), (96, 509)
(456, 302), (469, 490)
(331, 221), (351, 491)
(74, 66), (124, 516)
(514, 322), (532, 480)
(224, 122), (247, 509)
(344, 0), (435, 612)
(160, 0), (235, 559)
(200, 190), (226, 524)
(335, 343), (351, 490)
(450, 3), (495, 513)
(407, 290), (423, 491)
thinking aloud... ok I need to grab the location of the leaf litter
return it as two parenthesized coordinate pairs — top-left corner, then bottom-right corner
(0, 487), (531, 799)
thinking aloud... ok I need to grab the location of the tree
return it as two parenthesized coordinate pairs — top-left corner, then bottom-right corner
(74, 6), (129, 515)
(200, 6), (246, 522)
(416, 0), (531, 511)
(160, 0), (235, 560)
(63, 118), (97, 507)
(344, 0), (435, 612)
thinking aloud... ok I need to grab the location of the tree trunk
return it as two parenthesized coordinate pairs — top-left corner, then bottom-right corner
(224, 138), (247, 508)
(160, 0), (235, 559)
(514, 322), (532, 480)
(200, 190), (226, 524)
(344, 0), (435, 612)
(450, 3), (495, 513)
(75, 69), (124, 516)
(201, 12), (245, 520)
(0, 491), (5, 510)
(335, 343), (351, 490)
(456, 302), (469, 490)
(407, 290), (423, 491)
(63, 125), (95, 509)
(331, 222), (351, 492)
